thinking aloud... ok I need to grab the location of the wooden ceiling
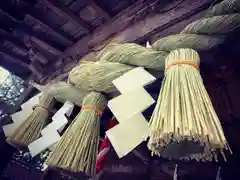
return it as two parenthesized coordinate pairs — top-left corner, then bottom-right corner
(0, 0), (213, 83)
(0, 0), (147, 80)
(1, 1), (240, 180)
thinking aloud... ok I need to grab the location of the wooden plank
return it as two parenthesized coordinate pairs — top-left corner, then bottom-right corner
(97, 0), (213, 47)
(89, 0), (111, 21)
(45, 0), (213, 83)
(0, 46), (30, 70)
(149, 12), (205, 43)
(0, 9), (64, 52)
(24, 14), (74, 46)
(42, 0), (91, 33)
(60, 0), (213, 60)
(29, 36), (62, 56)
(0, 9), (20, 24)
(3, 40), (28, 57)
(0, 28), (28, 56)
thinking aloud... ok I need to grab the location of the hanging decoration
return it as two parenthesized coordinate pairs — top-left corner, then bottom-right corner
(7, 93), (55, 148)
(146, 41), (152, 48)
(147, 48), (231, 161)
(4, 1), (240, 176)
(2, 93), (42, 137)
(28, 101), (74, 157)
(45, 92), (107, 177)
(107, 67), (155, 158)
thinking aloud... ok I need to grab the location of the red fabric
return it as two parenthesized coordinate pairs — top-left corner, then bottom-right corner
(96, 119), (117, 174)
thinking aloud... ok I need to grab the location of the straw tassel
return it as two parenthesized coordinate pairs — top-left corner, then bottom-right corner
(7, 93), (55, 148)
(46, 92), (107, 177)
(147, 48), (230, 161)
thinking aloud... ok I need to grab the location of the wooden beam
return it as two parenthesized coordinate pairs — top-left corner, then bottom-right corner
(88, 0), (111, 21)
(61, 0), (213, 60)
(41, 0), (91, 33)
(29, 36), (62, 56)
(24, 14), (74, 46)
(0, 28), (28, 55)
(0, 46), (30, 70)
(0, 9), (64, 52)
(0, 9), (20, 24)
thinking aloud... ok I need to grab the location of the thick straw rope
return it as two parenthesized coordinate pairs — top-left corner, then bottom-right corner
(68, 61), (134, 92)
(7, 93), (55, 148)
(46, 92), (107, 177)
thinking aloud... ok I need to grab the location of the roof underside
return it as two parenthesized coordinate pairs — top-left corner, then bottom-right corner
(0, 0), (209, 82)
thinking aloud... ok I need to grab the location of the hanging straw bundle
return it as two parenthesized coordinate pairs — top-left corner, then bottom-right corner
(147, 48), (231, 161)
(46, 92), (107, 177)
(7, 93), (55, 148)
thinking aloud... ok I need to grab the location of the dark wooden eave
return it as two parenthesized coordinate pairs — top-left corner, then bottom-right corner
(88, 0), (111, 21)
(0, 0), (214, 82)
(41, 0), (92, 33)
(24, 14), (74, 46)
(45, 0), (213, 82)
(0, 9), (64, 52)
(61, 0), (213, 60)
(0, 46), (30, 70)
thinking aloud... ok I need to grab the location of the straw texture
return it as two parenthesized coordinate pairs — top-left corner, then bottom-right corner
(147, 49), (230, 161)
(7, 93), (55, 148)
(31, 81), (89, 106)
(46, 92), (107, 177)
(68, 61), (134, 93)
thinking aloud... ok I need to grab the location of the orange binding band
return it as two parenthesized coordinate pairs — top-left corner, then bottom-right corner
(165, 60), (199, 73)
(82, 106), (103, 116)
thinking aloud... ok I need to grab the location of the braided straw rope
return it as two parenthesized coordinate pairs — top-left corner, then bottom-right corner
(7, 93), (55, 148)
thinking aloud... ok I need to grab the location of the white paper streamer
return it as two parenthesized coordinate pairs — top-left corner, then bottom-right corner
(28, 101), (74, 157)
(108, 87), (155, 123)
(107, 67), (156, 158)
(2, 93), (42, 137)
(20, 93), (42, 111)
(112, 67), (156, 94)
(106, 113), (148, 158)
(146, 41), (152, 48)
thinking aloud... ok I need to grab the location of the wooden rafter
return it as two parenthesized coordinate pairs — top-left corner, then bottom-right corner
(25, 14), (74, 46)
(0, 9), (20, 24)
(41, 0), (91, 33)
(88, 0), (111, 21)
(29, 36), (62, 56)
(0, 46), (30, 70)
(0, 9), (64, 52)
(60, 0), (213, 60)
(0, 28), (28, 54)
